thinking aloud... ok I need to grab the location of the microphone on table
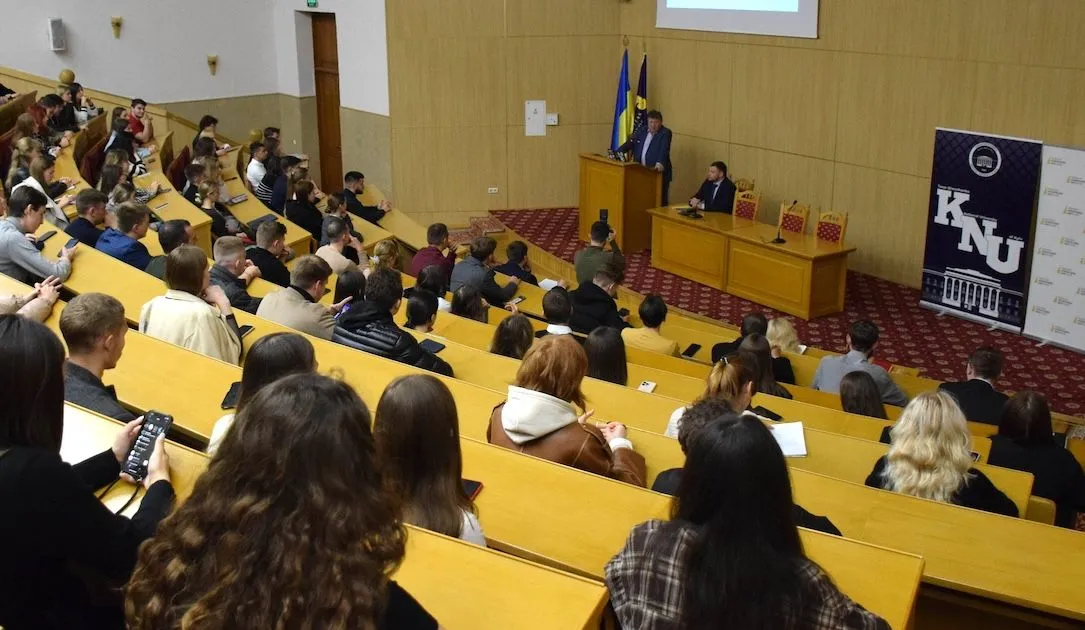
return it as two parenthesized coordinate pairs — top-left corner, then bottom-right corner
(771, 200), (797, 245)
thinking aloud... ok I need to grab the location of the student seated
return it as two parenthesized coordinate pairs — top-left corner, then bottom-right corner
(812, 320), (907, 407)
(606, 411), (886, 629)
(450, 284), (488, 323)
(62, 83), (102, 128)
(316, 215), (362, 275)
(536, 286), (576, 339)
(711, 312), (795, 385)
(5, 137), (44, 193)
(10, 155), (73, 227)
(320, 192), (363, 250)
(368, 239), (400, 277)
(374, 374), (486, 546)
(59, 292), (137, 422)
(342, 170), (391, 225)
(103, 116), (149, 179)
(839, 371), (889, 420)
(257, 255), (350, 340)
(574, 220), (624, 286)
(98, 159), (160, 209)
(404, 289), (439, 334)
(246, 220), (292, 287)
(333, 268), (366, 319)
(487, 334), (646, 486)
(0, 187), (76, 284)
(989, 391), (1085, 528)
(207, 332), (317, 455)
(139, 245), (243, 365)
(621, 293), (679, 356)
(651, 399), (841, 535)
(0, 315), (173, 630)
(738, 333), (792, 399)
(209, 236), (263, 314)
(767, 316), (803, 355)
(41, 93), (76, 136)
(96, 202), (153, 270)
(191, 114), (227, 155)
(333, 268), (453, 376)
(666, 354), (761, 439)
(939, 345), (1008, 425)
(181, 163), (205, 205)
(489, 313), (534, 360)
(125, 373), (438, 629)
(254, 154), (283, 209)
(865, 391), (1017, 517)
(493, 240), (539, 286)
(570, 261), (630, 334)
(408, 222), (457, 281)
(584, 326), (628, 386)
(126, 98), (154, 145)
(65, 188), (109, 247)
(284, 179), (324, 244)
(144, 219), (195, 280)
(414, 264), (451, 312)
(450, 236), (519, 309)
(245, 141), (268, 190)
(0, 275), (60, 322)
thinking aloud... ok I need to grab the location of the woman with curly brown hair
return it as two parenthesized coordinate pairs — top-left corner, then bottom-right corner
(125, 373), (438, 629)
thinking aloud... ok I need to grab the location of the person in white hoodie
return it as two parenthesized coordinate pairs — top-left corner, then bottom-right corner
(487, 334), (647, 487)
(665, 353), (759, 439)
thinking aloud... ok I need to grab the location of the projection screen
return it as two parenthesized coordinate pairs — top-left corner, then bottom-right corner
(656, 0), (819, 38)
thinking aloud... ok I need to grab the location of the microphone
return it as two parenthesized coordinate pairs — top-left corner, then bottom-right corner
(771, 200), (797, 245)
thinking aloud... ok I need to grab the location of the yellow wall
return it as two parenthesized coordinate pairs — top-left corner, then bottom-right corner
(621, 0), (1085, 287)
(386, 0), (621, 228)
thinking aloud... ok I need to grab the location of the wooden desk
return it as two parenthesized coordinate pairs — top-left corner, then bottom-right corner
(134, 171), (214, 255)
(647, 206), (753, 291)
(579, 153), (660, 252)
(725, 223), (855, 319)
(222, 178), (311, 258)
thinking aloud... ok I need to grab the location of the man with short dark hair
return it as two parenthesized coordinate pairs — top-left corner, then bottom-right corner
(65, 188), (109, 246)
(574, 220), (624, 286)
(618, 109), (673, 204)
(246, 220), (291, 287)
(209, 236), (262, 314)
(450, 236), (519, 308)
(128, 98), (154, 144)
(408, 222), (459, 281)
(405, 289), (439, 333)
(315, 216), (361, 275)
(622, 294), (679, 356)
(342, 171), (391, 226)
(333, 268), (453, 376)
(0, 187), (75, 283)
(246, 141), (268, 190)
(535, 286), (577, 339)
(256, 255), (350, 339)
(96, 202), (152, 269)
(263, 126), (280, 141)
(144, 219), (195, 279)
(181, 163), (205, 204)
(812, 320), (908, 406)
(59, 292), (137, 422)
(711, 311), (769, 363)
(570, 260), (630, 333)
(939, 346), (1009, 425)
(494, 240), (539, 286)
(689, 161), (736, 213)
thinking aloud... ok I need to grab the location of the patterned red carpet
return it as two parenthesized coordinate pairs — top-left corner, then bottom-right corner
(492, 208), (1085, 416)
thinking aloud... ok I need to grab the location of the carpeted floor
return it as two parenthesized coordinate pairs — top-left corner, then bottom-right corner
(492, 208), (1085, 416)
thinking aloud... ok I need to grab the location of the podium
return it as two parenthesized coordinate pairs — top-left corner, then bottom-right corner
(578, 153), (662, 253)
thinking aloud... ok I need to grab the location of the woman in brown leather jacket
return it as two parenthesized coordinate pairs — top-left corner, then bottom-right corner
(487, 334), (646, 486)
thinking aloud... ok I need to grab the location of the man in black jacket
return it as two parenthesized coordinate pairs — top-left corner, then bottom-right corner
(209, 236), (262, 314)
(342, 170), (391, 226)
(939, 346), (1009, 425)
(569, 261), (630, 334)
(59, 293), (137, 422)
(333, 268), (453, 376)
(246, 220), (292, 287)
(688, 161), (737, 214)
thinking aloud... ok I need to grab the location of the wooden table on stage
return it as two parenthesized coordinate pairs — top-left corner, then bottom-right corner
(578, 153), (661, 253)
(647, 206), (756, 291)
(725, 223), (855, 319)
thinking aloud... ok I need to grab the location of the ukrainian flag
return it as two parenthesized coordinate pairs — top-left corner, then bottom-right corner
(610, 50), (633, 152)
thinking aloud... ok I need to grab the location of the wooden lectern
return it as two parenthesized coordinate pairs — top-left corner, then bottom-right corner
(578, 153), (662, 253)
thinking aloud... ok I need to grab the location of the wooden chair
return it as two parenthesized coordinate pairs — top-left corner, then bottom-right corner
(732, 190), (760, 223)
(78, 137), (106, 185)
(816, 210), (848, 243)
(166, 144), (190, 190)
(778, 202), (809, 234)
(1026, 496), (1057, 526)
(734, 177), (755, 193)
(158, 131), (174, 172)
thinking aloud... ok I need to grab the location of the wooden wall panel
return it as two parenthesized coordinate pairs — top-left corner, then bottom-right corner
(507, 124), (611, 209)
(506, 0), (619, 37)
(505, 36), (615, 125)
(727, 146), (836, 228)
(386, 0), (505, 39)
(970, 64), (1085, 148)
(667, 135), (731, 206)
(644, 38), (732, 143)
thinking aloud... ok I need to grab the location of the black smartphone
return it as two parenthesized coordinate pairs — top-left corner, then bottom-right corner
(220, 381), (242, 409)
(122, 411), (173, 481)
(420, 338), (446, 354)
(238, 324), (255, 339)
(64, 236), (79, 249)
(681, 343), (702, 358)
(510, 295), (526, 305)
(462, 479), (483, 500)
(599, 208), (609, 223)
(37, 230), (57, 244)
(617, 307), (630, 318)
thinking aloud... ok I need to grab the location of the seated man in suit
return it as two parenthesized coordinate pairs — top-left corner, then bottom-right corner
(257, 255), (350, 340)
(939, 346), (1009, 425)
(59, 292), (137, 422)
(535, 286), (577, 339)
(688, 161), (737, 214)
(570, 260), (631, 334)
(341, 170), (391, 226)
(618, 109), (673, 204)
(811, 320), (908, 407)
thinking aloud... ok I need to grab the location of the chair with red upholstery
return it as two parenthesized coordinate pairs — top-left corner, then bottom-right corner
(166, 144), (191, 190)
(732, 190), (761, 224)
(777, 202), (810, 235)
(79, 137), (107, 186)
(815, 210), (848, 244)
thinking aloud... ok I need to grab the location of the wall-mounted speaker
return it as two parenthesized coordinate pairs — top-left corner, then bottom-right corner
(48, 17), (67, 52)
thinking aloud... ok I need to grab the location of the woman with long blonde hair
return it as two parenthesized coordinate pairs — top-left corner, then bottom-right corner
(766, 317), (802, 354)
(865, 390), (1017, 516)
(367, 239), (400, 276)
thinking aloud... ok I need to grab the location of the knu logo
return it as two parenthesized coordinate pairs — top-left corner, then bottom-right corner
(934, 187), (1024, 274)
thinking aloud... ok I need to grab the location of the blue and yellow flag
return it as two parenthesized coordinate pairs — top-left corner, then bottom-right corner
(610, 50), (633, 152)
(632, 55), (648, 138)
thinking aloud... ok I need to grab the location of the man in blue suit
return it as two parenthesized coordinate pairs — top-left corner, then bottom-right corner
(619, 110), (673, 204)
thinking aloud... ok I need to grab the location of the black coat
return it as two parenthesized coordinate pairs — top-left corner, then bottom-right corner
(284, 199), (324, 245)
(865, 455), (1018, 517)
(246, 246), (291, 288)
(691, 178), (737, 213)
(342, 188), (384, 226)
(569, 282), (629, 334)
(938, 380), (1009, 425)
(989, 435), (1085, 528)
(209, 264), (262, 314)
(333, 302), (453, 377)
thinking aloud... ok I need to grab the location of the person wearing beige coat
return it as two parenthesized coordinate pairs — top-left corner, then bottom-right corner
(256, 255), (352, 340)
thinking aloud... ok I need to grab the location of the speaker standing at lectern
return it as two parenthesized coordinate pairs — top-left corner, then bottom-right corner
(689, 161), (737, 214)
(618, 110), (673, 204)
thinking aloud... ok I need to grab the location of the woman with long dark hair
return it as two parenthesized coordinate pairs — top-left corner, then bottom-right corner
(489, 314), (534, 360)
(607, 409), (887, 630)
(738, 333), (792, 399)
(375, 374), (486, 545)
(334, 269), (367, 319)
(125, 374), (437, 629)
(451, 284), (488, 323)
(0, 315), (173, 629)
(839, 371), (888, 420)
(416, 264), (451, 312)
(206, 332), (317, 455)
(102, 116), (147, 178)
(584, 326), (628, 386)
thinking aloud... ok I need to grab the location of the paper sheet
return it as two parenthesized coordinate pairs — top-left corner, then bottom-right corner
(771, 421), (807, 457)
(539, 278), (561, 291)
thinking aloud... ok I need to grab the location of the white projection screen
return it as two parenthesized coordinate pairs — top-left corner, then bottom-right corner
(657, 0), (819, 38)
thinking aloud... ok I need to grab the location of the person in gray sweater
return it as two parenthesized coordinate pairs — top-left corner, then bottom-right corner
(449, 236), (519, 309)
(0, 187), (75, 284)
